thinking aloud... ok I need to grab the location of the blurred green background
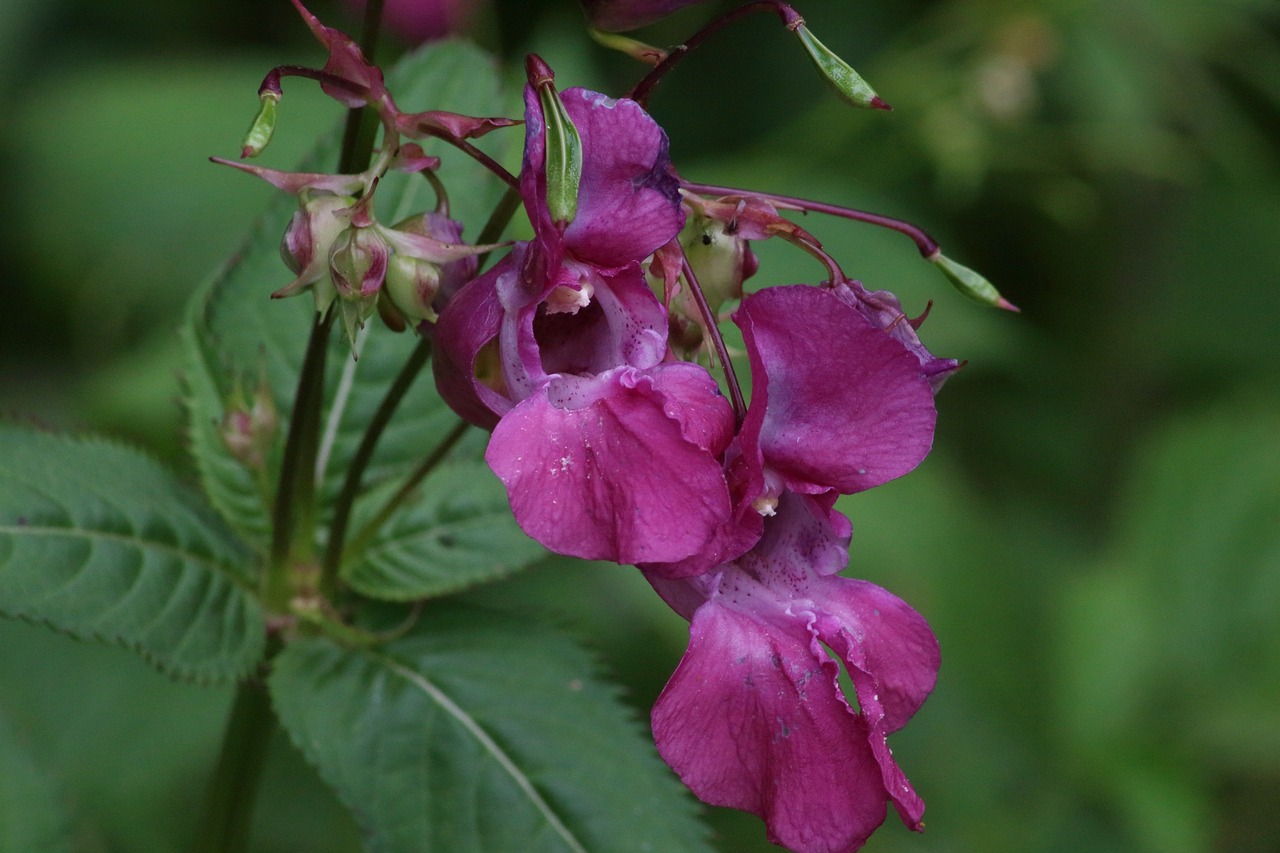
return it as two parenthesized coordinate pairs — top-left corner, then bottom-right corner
(1, 0), (1278, 850)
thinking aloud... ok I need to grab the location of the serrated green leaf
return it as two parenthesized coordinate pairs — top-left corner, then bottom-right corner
(270, 607), (714, 853)
(0, 425), (265, 682)
(0, 709), (74, 853)
(344, 461), (545, 600)
(183, 40), (516, 549)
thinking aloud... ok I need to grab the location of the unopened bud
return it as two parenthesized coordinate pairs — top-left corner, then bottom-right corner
(221, 378), (278, 470)
(329, 224), (390, 344)
(280, 193), (355, 276)
(383, 254), (443, 324)
(929, 252), (1019, 311)
(794, 24), (889, 111)
(329, 224), (390, 299)
(679, 213), (753, 313)
(241, 91), (281, 158)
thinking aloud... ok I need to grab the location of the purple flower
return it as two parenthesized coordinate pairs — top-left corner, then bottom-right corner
(647, 491), (938, 853)
(434, 76), (741, 566)
(642, 283), (943, 578)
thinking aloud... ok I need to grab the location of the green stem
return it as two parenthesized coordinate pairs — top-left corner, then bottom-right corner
(268, 309), (335, 606)
(337, 0), (387, 175)
(345, 420), (470, 559)
(194, 675), (277, 853)
(318, 182), (522, 586)
(320, 336), (433, 591)
(475, 184), (522, 270)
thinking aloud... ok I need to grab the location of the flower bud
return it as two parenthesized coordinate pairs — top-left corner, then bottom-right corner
(220, 378), (278, 470)
(329, 223), (390, 299)
(385, 211), (478, 311)
(383, 253), (443, 324)
(329, 223), (390, 342)
(679, 212), (754, 314)
(281, 192), (355, 276)
(794, 24), (889, 111)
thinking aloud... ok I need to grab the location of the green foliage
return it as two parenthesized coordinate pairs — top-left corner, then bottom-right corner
(270, 607), (714, 853)
(344, 461), (546, 600)
(0, 425), (265, 682)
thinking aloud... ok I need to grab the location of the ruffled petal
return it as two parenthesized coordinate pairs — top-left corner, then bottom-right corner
(811, 579), (938, 828)
(652, 600), (890, 853)
(735, 285), (938, 496)
(485, 364), (732, 564)
(832, 280), (961, 392)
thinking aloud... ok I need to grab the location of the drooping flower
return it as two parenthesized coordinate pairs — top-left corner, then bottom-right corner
(647, 490), (939, 853)
(639, 282), (945, 579)
(433, 69), (742, 567)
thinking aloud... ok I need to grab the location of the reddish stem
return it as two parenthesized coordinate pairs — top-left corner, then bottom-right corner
(682, 181), (942, 259)
(419, 128), (521, 191)
(628, 0), (804, 107)
(258, 64), (370, 103)
(680, 254), (746, 424)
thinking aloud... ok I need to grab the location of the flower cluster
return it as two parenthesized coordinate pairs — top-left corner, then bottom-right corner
(429, 60), (956, 852)
(223, 2), (1011, 850)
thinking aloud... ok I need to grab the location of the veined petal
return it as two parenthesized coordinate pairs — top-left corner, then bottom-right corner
(650, 492), (936, 844)
(736, 285), (938, 496)
(521, 84), (684, 267)
(486, 364), (732, 564)
(560, 88), (684, 266)
(813, 582), (938, 829)
(652, 600), (890, 853)
(832, 280), (961, 392)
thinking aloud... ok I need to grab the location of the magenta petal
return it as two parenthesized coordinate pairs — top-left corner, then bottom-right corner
(432, 256), (515, 429)
(521, 84), (683, 267)
(560, 88), (684, 266)
(653, 601), (890, 853)
(811, 579), (938, 829)
(813, 579), (940, 736)
(736, 285), (938, 495)
(485, 365), (732, 564)
(832, 280), (961, 391)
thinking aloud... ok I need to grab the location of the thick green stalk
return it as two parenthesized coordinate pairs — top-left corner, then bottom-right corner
(267, 308), (335, 608)
(201, 5), (390, 852)
(194, 674), (277, 853)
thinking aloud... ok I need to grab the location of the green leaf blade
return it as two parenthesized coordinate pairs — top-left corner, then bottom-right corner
(270, 607), (714, 853)
(0, 425), (265, 682)
(344, 461), (545, 600)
